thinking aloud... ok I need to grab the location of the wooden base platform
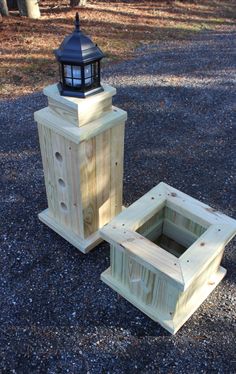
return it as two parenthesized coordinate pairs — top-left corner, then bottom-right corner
(101, 266), (226, 334)
(39, 209), (102, 254)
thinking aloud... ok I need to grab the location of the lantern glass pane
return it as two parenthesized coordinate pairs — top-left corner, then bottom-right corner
(73, 79), (81, 87)
(64, 65), (72, 86)
(64, 65), (82, 88)
(84, 64), (94, 86)
(72, 65), (81, 88)
(72, 66), (81, 79)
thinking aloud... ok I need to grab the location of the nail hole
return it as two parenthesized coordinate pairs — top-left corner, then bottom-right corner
(218, 229), (221, 232)
(55, 152), (63, 162)
(60, 202), (67, 211)
(58, 178), (66, 187)
(115, 162), (118, 166)
(151, 197), (155, 200)
(122, 224), (125, 226)
(174, 263), (177, 266)
(200, 242), (205, 247)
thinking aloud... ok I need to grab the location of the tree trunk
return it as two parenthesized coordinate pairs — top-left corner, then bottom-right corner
(0, 0), (9, 16)
(7, 0), (17, 9)
(70, 0), (87, 7)
(17, 0), (40, 18)
(70, 0), (79, 6)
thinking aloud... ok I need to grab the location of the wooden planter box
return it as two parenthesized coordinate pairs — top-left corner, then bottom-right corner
(34, 84), (127, 253)
(100, 182), (236, 334)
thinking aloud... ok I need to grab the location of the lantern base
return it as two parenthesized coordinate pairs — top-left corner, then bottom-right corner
(39, 208), (103, 253)
(58, 83), (104, 99)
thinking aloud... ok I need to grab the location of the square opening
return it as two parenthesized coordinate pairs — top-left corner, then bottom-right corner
(136, 204), (208, 258)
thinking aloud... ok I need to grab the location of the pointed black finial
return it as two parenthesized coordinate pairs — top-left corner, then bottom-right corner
(74, 12), (80, 31)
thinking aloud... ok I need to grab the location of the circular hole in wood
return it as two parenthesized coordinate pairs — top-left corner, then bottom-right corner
(55, 152), (63, 162)
(60, 202), (67, 211)
(58, 178), (66, 188)
(187, 260), (190, 263)
(218, 229), (221, 232)
(151, 197), (155, 200)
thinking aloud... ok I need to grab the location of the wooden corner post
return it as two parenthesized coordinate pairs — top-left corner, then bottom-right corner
(34, 83), (127, 253)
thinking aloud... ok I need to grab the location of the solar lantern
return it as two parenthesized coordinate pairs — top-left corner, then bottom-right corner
(54, 12), (104, 98)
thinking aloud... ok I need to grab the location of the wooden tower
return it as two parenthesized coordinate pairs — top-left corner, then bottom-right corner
(34, 83), (127, 253)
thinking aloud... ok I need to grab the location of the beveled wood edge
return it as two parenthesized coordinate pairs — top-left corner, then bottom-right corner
(34, 106), (127, 144)
(39, 208), (102, 253)
(101, 267), (175, 334)
(43, 83), (117, 110)
(101, 265), (226, 335)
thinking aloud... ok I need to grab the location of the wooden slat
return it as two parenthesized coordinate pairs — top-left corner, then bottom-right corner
(110, 122), (125, 218)
(107, 196), (166, 232)
(79, 138), (98, 238)
(162, 219), (198, 249)
(37, 123), (58, 219)
(50, 131), (72, 229)
(101, 226), (184, 288)
(164, 183), (236, 226)
(96, 128), (111, 228)
(180, 224), (236, 289)
(64, 139), (84, 237)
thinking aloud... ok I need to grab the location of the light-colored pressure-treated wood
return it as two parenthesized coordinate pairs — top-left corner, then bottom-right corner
(44, 83), (116, 127)
(100, 182), (236, 334)
(35, 84), (127, 253)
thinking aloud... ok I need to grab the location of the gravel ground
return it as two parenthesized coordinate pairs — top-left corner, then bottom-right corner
(0, 29), (236, 373)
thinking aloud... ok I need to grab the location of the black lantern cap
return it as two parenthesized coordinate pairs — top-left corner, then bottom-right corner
(54, 13), (104, 64)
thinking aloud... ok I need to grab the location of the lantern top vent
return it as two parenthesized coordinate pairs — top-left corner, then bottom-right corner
(54, 12), (104, 64)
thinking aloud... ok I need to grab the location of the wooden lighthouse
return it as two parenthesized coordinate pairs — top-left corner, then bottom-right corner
(34, 14), (127, 253)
